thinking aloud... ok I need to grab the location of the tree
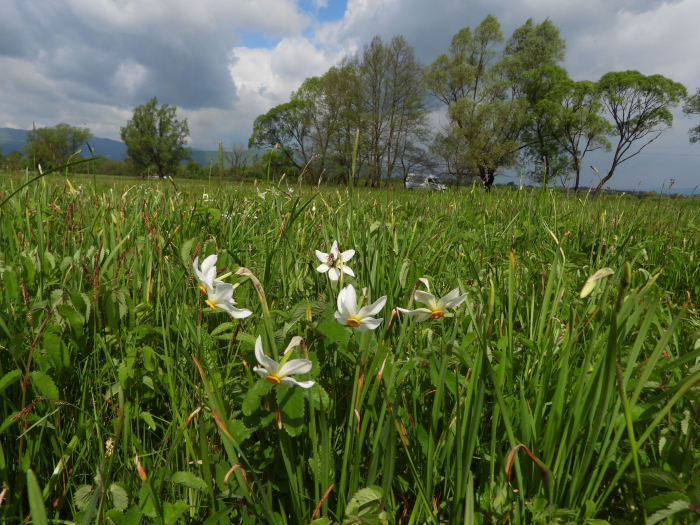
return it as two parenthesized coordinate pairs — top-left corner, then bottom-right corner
(120, 97), (191, 177)
(550, 80), (611, 191)
(596, 71), (686, 195)
(683, 87), (700, 143)
(248, 99), (313, 171)
(225, 143), (250, 180)
(425, 16), (566, 188)
(7, 150), (24, 171)
(357, 36), (428, 187)
(25, 123), (92, 170)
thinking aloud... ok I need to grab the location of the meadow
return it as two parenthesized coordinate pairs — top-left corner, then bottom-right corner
(1, 167), (699, 525)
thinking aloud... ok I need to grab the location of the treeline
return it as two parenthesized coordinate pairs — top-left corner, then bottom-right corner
(250, 15), (696, 192)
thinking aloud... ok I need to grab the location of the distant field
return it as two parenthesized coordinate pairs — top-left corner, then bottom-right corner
(0, 172), (699, 524)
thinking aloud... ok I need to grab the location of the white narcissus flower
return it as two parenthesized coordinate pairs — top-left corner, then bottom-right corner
(316, 240), (355, 281)
(334, 284), (386, 332)
(256, 188), (267, 201)
(203, 281), (252, 319)
(253, 336), (315, 388)
(193, 255), (222, 293)
(398, 287), (467, 322)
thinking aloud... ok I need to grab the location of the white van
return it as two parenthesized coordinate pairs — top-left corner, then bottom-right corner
(405, 173), (447, 191)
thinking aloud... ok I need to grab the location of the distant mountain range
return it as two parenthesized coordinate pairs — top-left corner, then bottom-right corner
(0, 127), (260, 166)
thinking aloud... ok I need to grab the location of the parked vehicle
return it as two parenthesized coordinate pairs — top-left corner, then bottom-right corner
(405, 173), (447, 190)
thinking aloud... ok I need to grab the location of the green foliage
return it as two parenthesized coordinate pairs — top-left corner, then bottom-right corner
(120, 96), (191, 177)
(0, 173), (699, 525)
(24, 123), (92, 170)
(683, 86), (700, 144)
(596, 70), (687, 193)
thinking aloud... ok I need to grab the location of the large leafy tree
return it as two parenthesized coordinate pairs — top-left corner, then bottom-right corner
(357, 35), (428, 187)
(120, 97), (191, 177)
(24, 123), (92, 170)
(683, 87), (700, 144)
(248, 99), (313, 172)
(595, 71), (686, 195)
(551, 80), (611, 191)
(424, 16), (566, 188)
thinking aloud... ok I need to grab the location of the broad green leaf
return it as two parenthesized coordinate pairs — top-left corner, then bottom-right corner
(27, 470), (48, 525)
(74, 485), (94, 511)
(345, 485), (385, 523)
(648, 499), (691, 525)
(277, 384), (305, 436)
(638, 468), (684, 491)
(0, 369), (22, 395)
(109, 483), (129, 511)
(30, 371), (59, 400)
(317, 320), (349, 348)
(164, 500), (190, 525)
(242, 379), (273, 415)
(57, 303), (84, 337)
(170, 471), (207, 491)
(227, 418), (251, 444)
(140, 411), (156, 430)
(122, 505), (144, 525)
(3, 270), (18, 301)
(43, 332), (70, 370)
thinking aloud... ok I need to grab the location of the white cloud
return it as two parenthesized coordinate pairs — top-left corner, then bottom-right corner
(228, 36), (347, 133)
(63, 0), (309, 36)
(2, 0), (700, 189)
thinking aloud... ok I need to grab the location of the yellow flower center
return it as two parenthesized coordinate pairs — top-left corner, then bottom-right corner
(265, 375), (281, 385)
(205, 300), (217, 311)
(198, 283), (207, 293)
(430, 310), (444, 320)
(346, 318), (361, 328)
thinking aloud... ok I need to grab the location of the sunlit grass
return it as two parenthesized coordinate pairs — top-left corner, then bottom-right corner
(0, 168), (699, 524)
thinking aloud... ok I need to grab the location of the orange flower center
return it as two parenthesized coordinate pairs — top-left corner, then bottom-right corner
(265, 375), (281, 385)
(430, 310), (444, 320)
(346, 318), (361, 328)
(205, 300), (217, 311)
(198, 283), (207, 293)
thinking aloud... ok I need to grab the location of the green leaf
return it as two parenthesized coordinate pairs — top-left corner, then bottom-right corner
(27, 470), (48, 525)
(648, 499), (692, 525)
(74, 485), (94, 511)
(638, 468), (684, 491)
(210, 322), (235, 336)
(202, 506), (233, 525)
(57, 303), (84, 337)
(180, 238), (195, 265)
(317, 320), (349, 348)
(140, 411), (156, 430)
(646, 491), (690, 514)
(276, 384), (305, 437)
(43, 332), (70, 370)
(3, 270), (18, 302)
(0, 369), (22, 395)
(170, 471), (207, 491)
(344, 485), (385, 524)
(109, 483), (129, 511)
(122, 505), (144, 525)
(30, 370), (59, 400)
(242, 379), (272, 415)
(163, 500), (189, 525)
(227, 419), (252, 444)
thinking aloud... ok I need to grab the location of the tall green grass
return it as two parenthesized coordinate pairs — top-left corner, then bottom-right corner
(0, 172), (699, 524)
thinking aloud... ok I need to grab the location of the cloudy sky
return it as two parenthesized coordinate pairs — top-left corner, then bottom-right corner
(1, 0), (700, 190)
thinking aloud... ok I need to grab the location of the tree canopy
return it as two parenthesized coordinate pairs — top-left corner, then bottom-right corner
(24, 123), (92, 170)
(248, 15), (689, 191)
(595, 70), (686, 194)
(120, 97), (191, 177)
